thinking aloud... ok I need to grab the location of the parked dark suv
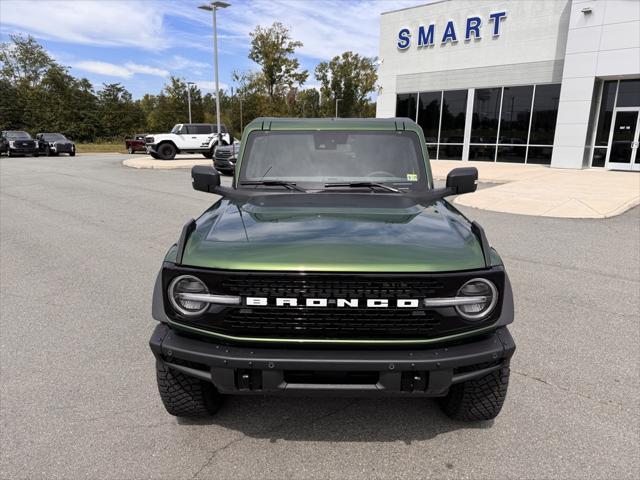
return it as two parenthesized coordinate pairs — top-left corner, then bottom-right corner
(213, 141), (239, 174)
(36, 133), (76, 156)
(0, 131), (39, 157)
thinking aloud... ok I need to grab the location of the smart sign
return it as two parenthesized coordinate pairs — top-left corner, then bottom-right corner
(397, 11), (507, 49)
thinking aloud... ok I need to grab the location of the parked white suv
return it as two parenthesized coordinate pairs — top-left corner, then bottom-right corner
(145, 123), (233, 160)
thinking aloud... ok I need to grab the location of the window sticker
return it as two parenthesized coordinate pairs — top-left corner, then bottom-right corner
(406, 173), (418, 181)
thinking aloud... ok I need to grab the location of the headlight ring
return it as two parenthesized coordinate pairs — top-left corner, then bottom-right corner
(168, 275), (210, 317)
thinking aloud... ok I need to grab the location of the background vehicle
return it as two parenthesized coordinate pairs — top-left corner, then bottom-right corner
(145, 123), (233, 160)
(149, 118), (516, 422)
(36, 133), (75, 156)
(213, 140), (240, 174)
(0, 131), (39, 157)
(125, 134), (148, 154)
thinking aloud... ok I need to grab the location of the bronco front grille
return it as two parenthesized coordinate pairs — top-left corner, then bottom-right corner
(163, 268), (504, 342)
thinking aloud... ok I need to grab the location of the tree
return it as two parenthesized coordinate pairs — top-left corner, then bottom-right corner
(315, 51), (378, 118)
(97, 83), (144, 140)
(248, 22), (308, 103)
(0, 34), (55, 87)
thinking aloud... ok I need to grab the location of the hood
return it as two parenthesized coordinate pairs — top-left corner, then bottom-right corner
(180, 195), (487, 273)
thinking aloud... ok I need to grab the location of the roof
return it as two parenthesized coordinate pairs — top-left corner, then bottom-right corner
(245, 117), (422, 132)
(381, 0), (448, 16)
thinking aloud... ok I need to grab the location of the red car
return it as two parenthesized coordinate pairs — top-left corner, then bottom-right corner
(125, 134), (148, 154)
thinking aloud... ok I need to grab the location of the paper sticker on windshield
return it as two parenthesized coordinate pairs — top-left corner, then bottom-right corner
(406, 173), (418, 181)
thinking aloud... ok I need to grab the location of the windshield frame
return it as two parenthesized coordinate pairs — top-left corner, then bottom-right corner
(42, 133), (68, 141)
(6, 131), (32, 140)
(237, 129), (430, 192)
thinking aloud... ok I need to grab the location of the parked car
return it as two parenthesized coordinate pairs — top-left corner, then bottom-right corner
(149, 117), (515, 422)
(36, 133), (76, 156)
(213, 140), (240, 174)
(0, 131), (39, 157)
(125, 133), (148, 154)
(145, 123), (233, 160)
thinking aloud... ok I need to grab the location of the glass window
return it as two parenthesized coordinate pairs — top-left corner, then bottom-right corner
(591, 147), (607, 167)
(471, 88), (501, 143)
(500, 86), (533, 145)
(438, 144), (463, 160)
(616, 79), (640, 107)
(595, 81), (617, 146)
(469, 145), (496, 161)
(239, 130), (427, 189)
(425, 144), (437, 160)
(497, 146), (526, 163)
(396, 93), (417, 120)
(439, 90), (467, 143)
(529, 84), (561, 145)
(527, 146), (553, 165)
(417, 91), (441, 143)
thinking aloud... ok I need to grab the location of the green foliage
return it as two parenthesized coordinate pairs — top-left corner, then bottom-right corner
(0, 32), (378, 143)
(315, 51), (378, 118)
(248, 22), (309, 102)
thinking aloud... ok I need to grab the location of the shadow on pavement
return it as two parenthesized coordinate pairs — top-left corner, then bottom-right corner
(177, 395), (493, 443)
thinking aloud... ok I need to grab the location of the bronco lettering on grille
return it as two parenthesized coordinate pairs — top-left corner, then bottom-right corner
(245, 297), (421, 308)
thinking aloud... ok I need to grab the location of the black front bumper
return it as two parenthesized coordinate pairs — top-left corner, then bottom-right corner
(9, 147), (38, 155)
(150, 324), (515, 396)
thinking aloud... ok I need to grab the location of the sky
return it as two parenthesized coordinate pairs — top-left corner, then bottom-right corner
(0, 0), (426, 98)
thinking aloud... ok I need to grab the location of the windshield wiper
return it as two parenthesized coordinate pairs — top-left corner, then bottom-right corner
(240, 180), (307, 192)
(323, 182), (401, 193)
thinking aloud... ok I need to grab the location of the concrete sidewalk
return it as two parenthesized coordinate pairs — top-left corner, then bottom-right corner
(122, 156), (640, 218)
(431, 161), (640, 218)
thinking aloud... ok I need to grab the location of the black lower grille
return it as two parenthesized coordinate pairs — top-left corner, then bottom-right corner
(222, 307), (440, 338)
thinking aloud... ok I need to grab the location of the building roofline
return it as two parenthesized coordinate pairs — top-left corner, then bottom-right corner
(381, 0), (449, 16)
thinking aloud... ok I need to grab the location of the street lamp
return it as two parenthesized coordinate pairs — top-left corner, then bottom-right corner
(186, 81), (195, 123)
(198, 1), (230, 142)
(335, 98), (342, 118)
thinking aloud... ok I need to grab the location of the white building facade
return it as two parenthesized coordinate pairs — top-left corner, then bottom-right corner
(376, 0), (640, 170)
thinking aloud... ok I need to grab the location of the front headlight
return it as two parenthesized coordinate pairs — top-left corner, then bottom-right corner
(9, 141), (15, 147)
(168, 275), (209, 316)
(455, 278), (498, 321)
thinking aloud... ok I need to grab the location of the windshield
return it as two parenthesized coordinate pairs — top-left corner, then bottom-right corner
(6, 131), (32, 140)
(170, 124), (182, 134)
(239, 130), (427, 190)
(43, 133), (67, 141)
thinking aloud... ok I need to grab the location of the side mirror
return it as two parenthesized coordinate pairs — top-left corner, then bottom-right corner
(446, 167), (478, 195)
(192, 165), (221, 193)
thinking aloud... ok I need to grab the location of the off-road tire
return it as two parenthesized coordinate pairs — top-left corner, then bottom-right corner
(149, 152), (161, 159)
(70, 151), (75, 157)
(439, 363), (510, 422)
(156, 360), (223, 417)
(157, 143), (177, 160)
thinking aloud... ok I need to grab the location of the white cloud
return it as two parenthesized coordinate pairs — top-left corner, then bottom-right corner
(195, 81), (230, 92)
(0, 0), (166, 50)
(181, 0), (429, 60)
(74, 61), (169, 79)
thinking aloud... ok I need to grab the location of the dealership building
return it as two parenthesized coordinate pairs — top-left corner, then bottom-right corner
(376, 0), (640, 170)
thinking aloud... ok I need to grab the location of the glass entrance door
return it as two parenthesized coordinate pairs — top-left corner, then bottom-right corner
(606, 108), (640, 171)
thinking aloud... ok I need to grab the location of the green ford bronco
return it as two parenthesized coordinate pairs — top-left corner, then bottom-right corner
(149, 118), (515, 422)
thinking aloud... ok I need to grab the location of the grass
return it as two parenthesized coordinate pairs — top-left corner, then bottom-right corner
(76, 143), (127, 154)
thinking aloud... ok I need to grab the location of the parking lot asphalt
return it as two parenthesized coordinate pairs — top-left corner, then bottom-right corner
(1, 154), (639, 480)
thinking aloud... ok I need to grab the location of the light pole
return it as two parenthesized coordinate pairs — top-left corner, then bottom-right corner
(186, 81), (195, 123)
(335, 98), (342, 118)
(198, 1), (230, 142)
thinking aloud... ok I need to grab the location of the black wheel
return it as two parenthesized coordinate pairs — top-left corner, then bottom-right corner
(202, 150), (213, 159)
(156, 360), (223, 417)
(157, 143), (177, 160)
(69, 151), (75, 157)
(128, 145), (134, 154)
(439, 363), (510, 422)
(150, 152), (161, 160)
(34, 151), (39, 157)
